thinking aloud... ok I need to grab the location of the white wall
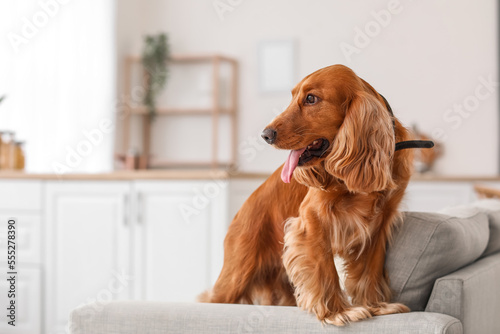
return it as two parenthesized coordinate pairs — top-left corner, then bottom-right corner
(0, 0), (116, 173)
(116, 0), (498, 176)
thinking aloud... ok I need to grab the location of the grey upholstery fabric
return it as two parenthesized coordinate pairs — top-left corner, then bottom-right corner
(386, 212), (489, 311)
(426, 252), (500, 334)
(68, 210), (500, 334)
(469, 200), (500, 257)
(482, 210), (500, 256)
(439, 199), (500, 257)
(69, 302), (462, 334)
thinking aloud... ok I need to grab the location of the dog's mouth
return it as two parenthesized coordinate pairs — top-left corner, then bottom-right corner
(298, 138), (330, 165)
(281, 138), (330, 183)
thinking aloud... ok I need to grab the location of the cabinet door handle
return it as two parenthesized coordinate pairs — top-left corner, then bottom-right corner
(137, 192), (143, 224)
(123, 194), (129, 226)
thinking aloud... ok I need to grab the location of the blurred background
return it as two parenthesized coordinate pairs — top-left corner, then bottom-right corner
(0, 0), (497, 175)
(0, 1), (498, 333)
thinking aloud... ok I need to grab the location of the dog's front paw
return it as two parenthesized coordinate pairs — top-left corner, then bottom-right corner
(369, 302), (410, 316)
(323, 306), (372, 326)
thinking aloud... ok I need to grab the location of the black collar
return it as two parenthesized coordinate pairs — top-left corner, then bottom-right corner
(380, 94), (434, 152)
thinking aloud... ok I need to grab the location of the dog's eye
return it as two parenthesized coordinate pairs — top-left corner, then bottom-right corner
(304, 94), (318, 105)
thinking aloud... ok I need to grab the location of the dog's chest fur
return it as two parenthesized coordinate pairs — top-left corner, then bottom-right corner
(333, 255), (348, 292)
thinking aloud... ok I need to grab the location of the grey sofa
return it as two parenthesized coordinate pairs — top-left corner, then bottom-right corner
(69, 201), (500, 334)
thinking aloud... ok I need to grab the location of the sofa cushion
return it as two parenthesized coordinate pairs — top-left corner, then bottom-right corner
(70, 301), (463, 334)
(473, 200), (500, 256)
(439, 199), (500, 257)
(386, 211), (489, 311)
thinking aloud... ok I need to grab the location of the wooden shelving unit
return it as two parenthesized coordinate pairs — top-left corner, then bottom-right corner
(121, 54), (238, 169)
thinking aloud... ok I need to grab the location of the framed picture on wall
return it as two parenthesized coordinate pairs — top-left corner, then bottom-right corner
(258, 40), (296, 93)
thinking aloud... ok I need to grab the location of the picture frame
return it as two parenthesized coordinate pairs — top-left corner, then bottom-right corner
(258, 40), (296, 93)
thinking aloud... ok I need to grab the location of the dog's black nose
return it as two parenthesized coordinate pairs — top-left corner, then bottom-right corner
(261, 128), (277, 144)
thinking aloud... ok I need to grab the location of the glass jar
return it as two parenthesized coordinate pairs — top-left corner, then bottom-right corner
(0, 131), (3, 169)
(0, 131), (14, 170)
(14, 141), (25, 170)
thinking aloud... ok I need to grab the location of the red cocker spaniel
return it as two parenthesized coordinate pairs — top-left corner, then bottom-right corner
(200, 65), (429, 325)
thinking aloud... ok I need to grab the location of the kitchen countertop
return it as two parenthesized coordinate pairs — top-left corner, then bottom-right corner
(0, 170), (231, 180)
(0, 170), (500, 182)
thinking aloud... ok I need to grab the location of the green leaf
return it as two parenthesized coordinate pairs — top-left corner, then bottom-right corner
(141, 33), (170, 120)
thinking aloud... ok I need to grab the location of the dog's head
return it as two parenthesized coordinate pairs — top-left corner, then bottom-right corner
(262, 65), (396, 193)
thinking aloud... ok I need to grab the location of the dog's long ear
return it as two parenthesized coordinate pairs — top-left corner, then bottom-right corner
(325, 91), (396, 193)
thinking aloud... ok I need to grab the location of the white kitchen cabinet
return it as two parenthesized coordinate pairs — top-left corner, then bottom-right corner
(403, 181), (476, 212)
(0, 180), (42, 212)
(132, 180), (228, 302)
(0, 175), (497, 334)
(0, 180), (43, 334)
(44, 181), (132, 334)
(0, 214), (42, 264)
(0, 267), (41, 334)
(43, 179), (229, 333)
(227, 177), (477, 215)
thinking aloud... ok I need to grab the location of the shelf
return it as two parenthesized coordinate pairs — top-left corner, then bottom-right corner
(120, 53), (238, 169)
(129, 107), (234, 115)
(148, 160), (234, 169)
(126, 54), (237, 64)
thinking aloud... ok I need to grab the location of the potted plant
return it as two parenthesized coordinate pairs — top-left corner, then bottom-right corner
(142, 33), (170, 120)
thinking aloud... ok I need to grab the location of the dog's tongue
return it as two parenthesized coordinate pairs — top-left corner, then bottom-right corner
(281, 148), (306, 183)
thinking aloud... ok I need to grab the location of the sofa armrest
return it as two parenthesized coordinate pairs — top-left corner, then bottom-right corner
(426, 252), (500, 334)
(70, 301), (461, 334)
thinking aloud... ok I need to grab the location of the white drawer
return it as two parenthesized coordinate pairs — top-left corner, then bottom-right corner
(0, 266), (41, 334)
(0, 214), (41, 264)
(0, 181), (42, 211)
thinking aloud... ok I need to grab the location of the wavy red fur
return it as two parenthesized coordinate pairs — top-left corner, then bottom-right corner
(199, 65), (413, 325)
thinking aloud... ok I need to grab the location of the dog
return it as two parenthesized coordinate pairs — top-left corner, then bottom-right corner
(199, 65), (415, 325)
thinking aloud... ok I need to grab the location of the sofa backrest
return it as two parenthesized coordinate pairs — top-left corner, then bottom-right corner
(385, 211), (489, 311)
(439, 199), (500, 257)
